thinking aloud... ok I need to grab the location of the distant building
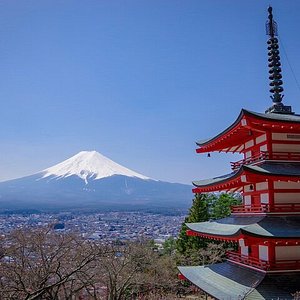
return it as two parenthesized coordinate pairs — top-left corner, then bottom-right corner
(178, 7), (300, 299)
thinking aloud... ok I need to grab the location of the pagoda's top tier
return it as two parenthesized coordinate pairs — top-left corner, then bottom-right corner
(196, 7), (299, 155)
(196, 109), (300, 154)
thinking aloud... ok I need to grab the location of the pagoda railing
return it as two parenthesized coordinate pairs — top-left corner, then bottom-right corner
(270, 152), (300, 161)
(231, 203), (300, 214)
(231, 151), (300, 171)
(227, 251), (300, 271)
(226, 251), (269, 270)
(231, 152), (267, 171)
(271, 203), (300, 213)
(269, 259), (300, 271)
(231, 204), (268, 213)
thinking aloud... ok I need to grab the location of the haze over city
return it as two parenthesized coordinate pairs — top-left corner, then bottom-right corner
(1, 1), (300, 184)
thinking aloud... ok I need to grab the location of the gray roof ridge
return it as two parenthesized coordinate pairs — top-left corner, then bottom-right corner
(193, 161), (300, 188)
(186, 215), (300, 238)
(196, 108), (300, 149)
(196, 109), (244, 147)
(178, 262), (266, 299)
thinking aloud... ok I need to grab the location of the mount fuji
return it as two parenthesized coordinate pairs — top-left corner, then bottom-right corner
(0, 151), (192, 212)
(42, 151), (151, 183)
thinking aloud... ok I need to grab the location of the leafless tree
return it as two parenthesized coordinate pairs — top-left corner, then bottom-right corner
(94, 241), (181, 300)
(0, 229), (195, 299)
(177, 242), (228, 267)
(0, 228), (107, 299)
(93, 242), (152, 300)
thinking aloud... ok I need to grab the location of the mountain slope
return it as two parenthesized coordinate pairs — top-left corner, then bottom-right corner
(0, 151), (192, 211)
(42, 150), (150, 183)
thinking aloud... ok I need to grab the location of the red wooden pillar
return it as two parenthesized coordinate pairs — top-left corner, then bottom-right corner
(266, 130), (272, 158)
(251, 244), (259, 260)
(268, 242), (276, 266)
(268, 179), (275, 210)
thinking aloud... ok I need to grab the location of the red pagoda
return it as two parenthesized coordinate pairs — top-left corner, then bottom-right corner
(178, 7), (300, 299)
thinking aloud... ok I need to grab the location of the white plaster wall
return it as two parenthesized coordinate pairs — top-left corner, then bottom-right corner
(241, 119), (247, 126)
(256, 182), (268, 191)
(276, 246), (300, 260)
(256, 134), (267, 144)
(272, 143), (300, 153)
(274, 181), (300, 189)
(274, 193), (300, 204)
(272, 133), (300, 141)
(259, 245), (269, 261)
(244, 195), (251, 205)
(260, 193), (269, 204)
(245, 140), (254, 149)
(241, 246), (249, 256)
(245, 151), (251, 158)
(260, 144), (267, 152)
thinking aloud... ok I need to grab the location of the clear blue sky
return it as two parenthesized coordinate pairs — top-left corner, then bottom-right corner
(1, 0), (300, 184)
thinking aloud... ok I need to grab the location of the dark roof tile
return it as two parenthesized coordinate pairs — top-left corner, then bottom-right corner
(186, 216), (300, 238)
(178, 262), (296, 299)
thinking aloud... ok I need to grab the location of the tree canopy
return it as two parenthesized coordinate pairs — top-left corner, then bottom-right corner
(176, 193), (241, 255)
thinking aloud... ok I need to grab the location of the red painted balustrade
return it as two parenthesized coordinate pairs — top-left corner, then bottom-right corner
(231, 203), (300, 214)
(269, 259), (300, 271)
(226, 251), (269, 270)
(270, 152), (300, 161)
(226, 251), (300, 271)
(231, 204), (268, 213)
(231, 151), (300, 171)
(271, 203), (300, 213)
(230, 152), (267, 171)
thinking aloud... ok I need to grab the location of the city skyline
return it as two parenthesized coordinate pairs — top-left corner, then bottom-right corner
(1, 1), (300, 184)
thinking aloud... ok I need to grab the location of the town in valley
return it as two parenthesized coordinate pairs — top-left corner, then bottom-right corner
(0, 210), (185, 245)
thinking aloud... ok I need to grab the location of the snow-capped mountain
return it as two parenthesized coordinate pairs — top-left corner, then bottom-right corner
(41, 151), (150, 183)
(0, 151), (191, 211)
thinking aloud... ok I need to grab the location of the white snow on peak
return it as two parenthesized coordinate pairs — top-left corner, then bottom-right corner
(41, 151), (151, 184)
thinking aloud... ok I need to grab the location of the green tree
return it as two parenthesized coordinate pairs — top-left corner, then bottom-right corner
(176, 193), (241, 255)
(210, 193), (241, 219)
(176, 193), (212, 254)
(162, 237), (176, 256)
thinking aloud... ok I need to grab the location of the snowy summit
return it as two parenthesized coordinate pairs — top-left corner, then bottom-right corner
(42, 150), (150, 184)
(0, 150), (191, 210)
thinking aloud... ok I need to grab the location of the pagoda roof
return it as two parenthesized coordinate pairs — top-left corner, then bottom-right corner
(178, 262), (298, 299)
(246, 110), (300, 122)
(248, 161), (300, 175)
(196, 109), (300, 154)
(192, 162), (300, 192)
(186, 215), (300, 239)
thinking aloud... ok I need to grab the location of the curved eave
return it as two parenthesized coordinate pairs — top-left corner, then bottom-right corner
(178, 263), (295, 299)
(242, 216), (300, 239)
(178, 263), (266, 299)
(243, 162), (300, 177)
(186, 222), (243, 239)
(196, 109), (247, 154)
(196, 109), (300, 154)
(192, 168), (243, 193)
(246, 110), (300, 123)
(186, 216), (264, 239)
(192, 162), (300, 193)
(186, 216), (300, 239)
